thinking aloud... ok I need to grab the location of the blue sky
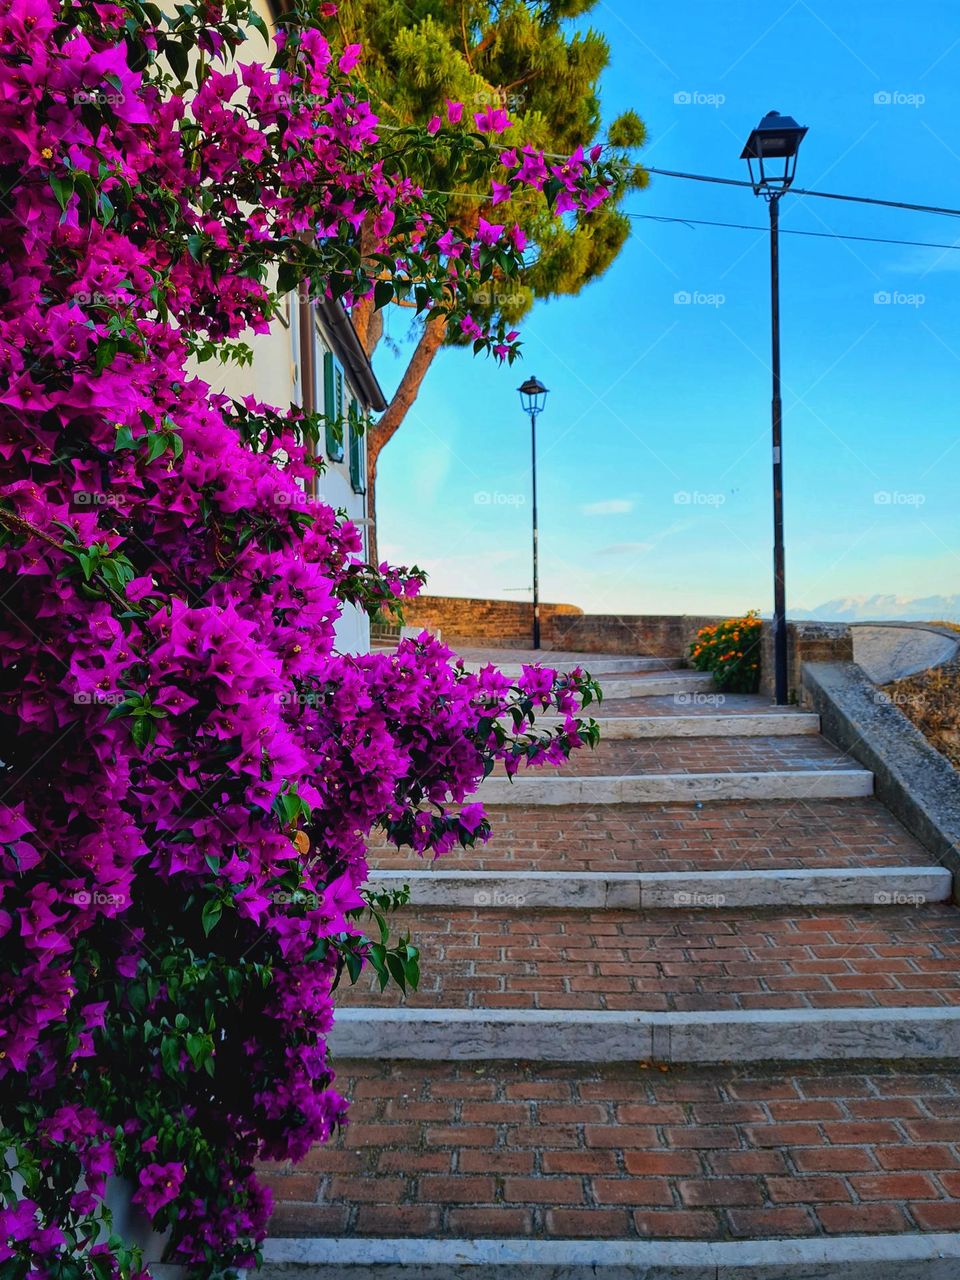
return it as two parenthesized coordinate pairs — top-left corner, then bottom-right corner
(373, 0), (960, 619)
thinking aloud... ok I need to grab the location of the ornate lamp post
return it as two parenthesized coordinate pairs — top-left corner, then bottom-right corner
(741, 111), (807, 705)
(517, 376), (549, 650)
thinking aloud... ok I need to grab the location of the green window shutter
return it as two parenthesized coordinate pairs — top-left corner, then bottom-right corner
(323, 352), (344, 461)
(348, 397), (364, 493)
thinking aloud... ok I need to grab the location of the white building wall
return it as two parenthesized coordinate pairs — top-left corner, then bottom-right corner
(174, 0), (372, 655)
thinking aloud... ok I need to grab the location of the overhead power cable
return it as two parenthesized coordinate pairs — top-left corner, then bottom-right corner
(628, 211), (960, 252)
(644, 166), (960, 219)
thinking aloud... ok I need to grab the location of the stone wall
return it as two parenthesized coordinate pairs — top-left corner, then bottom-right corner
(386, 596), (582, 649)
(760, 620), (854, 702)
(390, 596), (723, 658)
(545, 612), (722, 659)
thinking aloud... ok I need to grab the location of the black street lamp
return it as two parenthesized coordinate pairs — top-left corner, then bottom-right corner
(740, 111), (807, 705)
(517, 376), (549, 650)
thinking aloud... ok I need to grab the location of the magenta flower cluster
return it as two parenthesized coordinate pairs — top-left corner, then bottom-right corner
(0, 0), (612, 1274)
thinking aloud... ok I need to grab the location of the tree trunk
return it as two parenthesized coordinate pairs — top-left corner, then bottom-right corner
(362, 200), (484, 565)
(366, 313), (448, 567)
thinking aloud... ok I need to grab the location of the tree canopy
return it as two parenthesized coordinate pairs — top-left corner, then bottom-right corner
(332, 0), (648, 555)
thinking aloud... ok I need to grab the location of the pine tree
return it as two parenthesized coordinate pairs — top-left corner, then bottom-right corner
(331, 0), (647, 559)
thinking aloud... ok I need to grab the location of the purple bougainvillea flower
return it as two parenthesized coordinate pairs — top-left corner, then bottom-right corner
(458, 803), (485, 834)
(474, 107), (512, 134)
(133, 1162), (186, 1218)
(0, 0), (611, 1268)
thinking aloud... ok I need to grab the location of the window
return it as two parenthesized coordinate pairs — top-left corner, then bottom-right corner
(322, 351), (344, 461)
(348, 396), (365, 493)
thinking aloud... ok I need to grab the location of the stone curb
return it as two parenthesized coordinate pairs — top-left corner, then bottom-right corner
(803, 661), (960, 894)
(597, 673), (714, 699)
(535, 712), (821, 738)
(261, 1232), (960, 1278)
(366, 866), (951, 910)
(327, 1006), (960, 1063)
(479, 769), (874, 805)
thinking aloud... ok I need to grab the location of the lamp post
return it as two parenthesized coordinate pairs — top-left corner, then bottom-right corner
(517, 376), (549, 650)
(741, 111), (807, 706)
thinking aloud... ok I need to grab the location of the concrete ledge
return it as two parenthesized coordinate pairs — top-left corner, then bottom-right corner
(368, 867), (950, 910)
(479, 769), (874, 805)
(851, 621), (959, 685)
(598, 673), (714, 698)
(536, 712), (821, 738)
(328, 1006), (960, 1063)
(261, 1234), (960, 1279)
(803, 662), (960, 892)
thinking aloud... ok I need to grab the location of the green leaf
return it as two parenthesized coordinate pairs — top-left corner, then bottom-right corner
(166, 38), (190, 83)
(201, 899), (223, 936)
(385, 951), (407, 992)
(145, 432), (168, 462)
(373, 280), (394, 309)
(344, 949), (363, 984)
(49, 175), (75, 211)
(185, 1032), (206, 1067)
(160, 1034), (181, 1079)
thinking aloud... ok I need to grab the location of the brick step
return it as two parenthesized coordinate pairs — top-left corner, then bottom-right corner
(502, 736), (850, 777)
(369, 799), (932, 875)
(588, 673), (715, 699)
(330, 1005), (960, 1063)
(334, 905), (960, 1017)
(261, 1235), (960, 1278)
(596, 692), (785, 715)
(367, 866), (951, 911)
(479, 769), (873, 805)
(453, 648), (677, 670)
(263, 1059), (960, 1252)
(465, 656), (686, 676)
(535, 712), (821, 738)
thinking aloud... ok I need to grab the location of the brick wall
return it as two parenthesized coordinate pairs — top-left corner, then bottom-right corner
(392, 596), (723, 659)
(392, 596), (583, 649)
(547, 613), (722, 659)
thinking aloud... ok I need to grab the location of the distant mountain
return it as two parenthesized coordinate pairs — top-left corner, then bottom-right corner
(794, 594), (960, 623)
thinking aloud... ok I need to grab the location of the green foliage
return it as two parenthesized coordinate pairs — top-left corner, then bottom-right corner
(334, 0), (647, 336)
(688, 612), (763, 693)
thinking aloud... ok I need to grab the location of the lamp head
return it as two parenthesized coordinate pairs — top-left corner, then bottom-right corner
(741, 111), (807, 195)
(518, 376), (549, 417)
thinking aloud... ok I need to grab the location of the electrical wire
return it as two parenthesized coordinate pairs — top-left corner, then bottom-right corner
(644, 166), (960, 219)
(628, 211), (960, 252)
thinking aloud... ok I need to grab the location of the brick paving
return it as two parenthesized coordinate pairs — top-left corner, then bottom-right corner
(334, 905), (960, 1012)
(270, 646), (960, 1251)
(266, 1060), (960, 1240)
(495, 734), (857, 777)
(368, 799), (931, 874)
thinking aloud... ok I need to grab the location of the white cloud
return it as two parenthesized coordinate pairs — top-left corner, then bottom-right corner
(580, 498), (634, 517)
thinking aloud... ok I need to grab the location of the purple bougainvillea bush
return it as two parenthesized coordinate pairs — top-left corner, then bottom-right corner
(0, 1), (614, 1275)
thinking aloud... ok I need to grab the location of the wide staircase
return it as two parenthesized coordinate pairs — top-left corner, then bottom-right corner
(263, 649), (960, 1277)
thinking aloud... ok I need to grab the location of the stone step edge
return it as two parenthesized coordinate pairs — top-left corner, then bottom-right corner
(596, 674), (715, 699)
(366, 866), (951, 910)
(328, 1006), (960, 1064)
(535, 712), (821, 738)
(261, 1231), (960, 1279)
(464, 656), (686, 675)
(480, 769), (874, 805)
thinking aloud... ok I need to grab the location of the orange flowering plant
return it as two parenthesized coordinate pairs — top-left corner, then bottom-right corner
(689, 612), (763, 693)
